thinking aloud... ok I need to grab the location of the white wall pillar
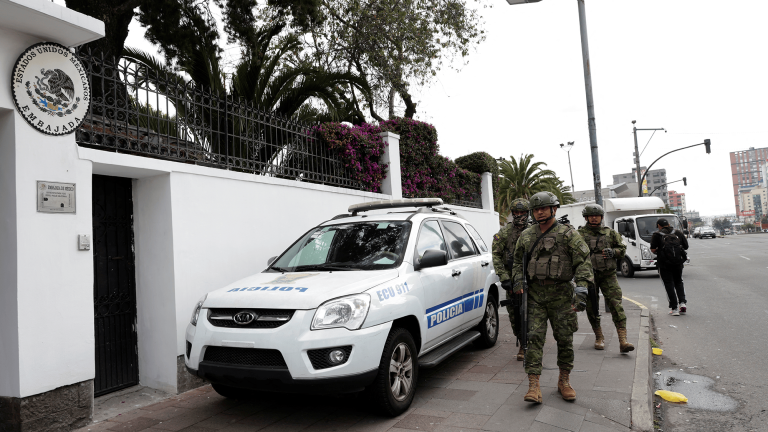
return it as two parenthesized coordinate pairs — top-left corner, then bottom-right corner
(0, 109), (20, 399)
(133, 174), (180, 394)
(481, 172), (494, 212)
(379, 132), (402, 199)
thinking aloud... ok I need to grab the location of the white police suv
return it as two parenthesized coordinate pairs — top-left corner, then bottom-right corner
(185, 198), (500, 415)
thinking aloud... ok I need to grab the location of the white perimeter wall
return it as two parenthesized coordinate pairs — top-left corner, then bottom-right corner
(0, 27), (95, 399)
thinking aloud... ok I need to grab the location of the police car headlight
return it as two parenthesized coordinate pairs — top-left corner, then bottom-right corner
(311, 294), (370, 330)
(641, 244), (654, 260)
(190, 294), (208, 326)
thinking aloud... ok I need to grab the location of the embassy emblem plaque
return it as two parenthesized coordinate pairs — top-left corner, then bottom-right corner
(11, 42), (90, 136)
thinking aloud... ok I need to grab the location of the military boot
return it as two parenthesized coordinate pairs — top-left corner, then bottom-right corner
(558, 369), (576, 401)
(516, 345), (525, 361)
(524, 374), (542, 403)
(617, 327), (635, 353)
(593, 326), (605, 350)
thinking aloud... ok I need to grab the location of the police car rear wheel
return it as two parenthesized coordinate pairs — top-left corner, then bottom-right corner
(369, 327), (418, 416)
(473, 293), (498, 348)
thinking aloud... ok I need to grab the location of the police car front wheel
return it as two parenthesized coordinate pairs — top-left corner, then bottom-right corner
(369, 327), (418, 416)
(473, 293), (499, 348)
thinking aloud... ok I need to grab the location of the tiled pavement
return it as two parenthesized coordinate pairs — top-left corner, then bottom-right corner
(76, 302), (646, 432)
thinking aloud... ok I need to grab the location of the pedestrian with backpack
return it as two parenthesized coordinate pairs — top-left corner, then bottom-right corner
(650, 218), (689, 316)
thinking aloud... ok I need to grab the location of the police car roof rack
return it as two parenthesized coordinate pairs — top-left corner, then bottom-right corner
(417, 206), (457, 216)
(348, 198), (444, 216)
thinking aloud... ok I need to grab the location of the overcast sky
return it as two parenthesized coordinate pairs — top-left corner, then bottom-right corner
(61, 0), (768, 216)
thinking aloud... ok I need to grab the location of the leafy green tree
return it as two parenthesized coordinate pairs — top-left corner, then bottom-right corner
(495, 154), (574, 221)
(259, 0), (487, 120)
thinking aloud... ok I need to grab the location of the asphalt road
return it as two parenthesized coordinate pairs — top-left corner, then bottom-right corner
(617, 233), (768, 432)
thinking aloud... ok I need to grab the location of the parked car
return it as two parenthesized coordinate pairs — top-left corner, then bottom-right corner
(699, 226), (717, 239)
(724, 228), (731, 235)
(693, 227), (701, 238)
(184, 198), (500, 415)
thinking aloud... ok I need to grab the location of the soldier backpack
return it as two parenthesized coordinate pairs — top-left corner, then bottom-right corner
(659, 232), (686, 265)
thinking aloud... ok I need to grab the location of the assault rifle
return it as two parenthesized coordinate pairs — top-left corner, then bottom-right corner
(499, 256), (528, 366)
(517, 252), (529, 367)
(587, 282), (599, 317)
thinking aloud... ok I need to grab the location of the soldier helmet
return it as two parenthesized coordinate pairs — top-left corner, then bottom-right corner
(510, 198), (530, 212)
(529, 192), (560, 210)
(582, 203), (605, 217)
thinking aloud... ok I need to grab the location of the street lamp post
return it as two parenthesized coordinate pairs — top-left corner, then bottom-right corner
(506, 0), (603, 206)
(631, 121), (665, 197)
(560, 141), (575, 192)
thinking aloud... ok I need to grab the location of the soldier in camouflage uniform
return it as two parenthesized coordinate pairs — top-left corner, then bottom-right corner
(492, 198), (530, 361)
(577, 204), (634, 353)
(511, 192), (594, 403)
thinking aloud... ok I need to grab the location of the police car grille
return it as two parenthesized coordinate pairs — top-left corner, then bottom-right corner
(308, 346), (353, 370)
(207, 309), (295, 328)
(203, 346), (287, 368)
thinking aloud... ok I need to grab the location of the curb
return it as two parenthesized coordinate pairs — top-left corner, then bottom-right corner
(630, 306), (653, 431)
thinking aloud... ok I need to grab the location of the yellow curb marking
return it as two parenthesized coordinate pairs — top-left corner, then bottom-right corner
(623, 296), (647, 309)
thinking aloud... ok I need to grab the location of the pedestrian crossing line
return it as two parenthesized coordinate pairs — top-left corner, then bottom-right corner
(623, 296), (648, 309)
(739, 255), (751, 260)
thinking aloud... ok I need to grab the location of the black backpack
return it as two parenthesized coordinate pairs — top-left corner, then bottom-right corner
(659, 231), (686, 265)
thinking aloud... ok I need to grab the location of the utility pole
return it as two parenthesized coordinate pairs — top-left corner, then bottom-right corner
(577, 0), (602, 206)
(631, 121), (665, 197)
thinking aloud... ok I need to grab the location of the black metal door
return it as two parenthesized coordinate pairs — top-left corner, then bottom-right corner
(92, 175), (139, 396)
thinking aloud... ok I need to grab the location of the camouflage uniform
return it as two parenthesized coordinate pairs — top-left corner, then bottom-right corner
(577, 225), (627, 329)
(492, 222), (527, 337)
(512, 222), (594, 375)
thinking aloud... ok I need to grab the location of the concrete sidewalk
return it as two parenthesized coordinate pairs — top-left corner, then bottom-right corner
(76, 301), (651, 432)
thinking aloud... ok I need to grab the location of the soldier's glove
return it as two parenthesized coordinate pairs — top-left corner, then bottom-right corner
(603, 248), (615, 259)
(573, 284), (588, 312)
(501, 280), (513, 292)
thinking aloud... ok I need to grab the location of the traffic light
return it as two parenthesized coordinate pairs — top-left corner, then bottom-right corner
(683, 177), (687, 186)
(704, 139), (711, 154)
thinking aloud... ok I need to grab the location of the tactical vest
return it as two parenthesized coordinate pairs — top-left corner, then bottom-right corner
(582, 230), (616, 272)
(506, 226), (524, 253)
(527, 226), (574, 281)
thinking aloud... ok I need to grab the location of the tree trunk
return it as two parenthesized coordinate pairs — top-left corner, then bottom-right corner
(399, 88), (417, 119)
(388, 87), (396, 119)
(66, 0), (140, 58)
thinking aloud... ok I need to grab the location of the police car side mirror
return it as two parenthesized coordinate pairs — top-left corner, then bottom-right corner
(417, 250), (448, 270)
(267, 256), (277, 266)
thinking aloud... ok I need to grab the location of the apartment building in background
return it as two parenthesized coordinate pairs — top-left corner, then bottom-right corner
(613, 167), (668, 205)
(669, 190), (686, 214)
(729, 146), (768, 214)
(738, 184), (767, 223)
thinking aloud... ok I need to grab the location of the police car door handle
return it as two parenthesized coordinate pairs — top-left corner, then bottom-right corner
(452, 269), (462, 277)
(481, 261), (490, 267)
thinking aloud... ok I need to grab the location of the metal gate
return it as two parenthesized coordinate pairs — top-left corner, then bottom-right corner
(92, 175), (139, 396)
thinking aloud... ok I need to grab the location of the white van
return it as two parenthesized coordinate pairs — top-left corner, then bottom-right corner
(559, 197), (684, 277)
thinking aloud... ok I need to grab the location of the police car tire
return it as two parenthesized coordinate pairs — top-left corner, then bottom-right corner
(473, 293), (499, 348)
(369, 327), (418, 416)
(211, 383), (255, 399)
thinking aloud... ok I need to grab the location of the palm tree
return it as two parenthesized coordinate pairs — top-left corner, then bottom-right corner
(495, 154), (575, 222)
(121, 23), (370, 173)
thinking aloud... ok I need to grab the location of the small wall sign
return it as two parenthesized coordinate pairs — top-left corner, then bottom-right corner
(37, 181), (76, 213)
(11, 42), (91, 136)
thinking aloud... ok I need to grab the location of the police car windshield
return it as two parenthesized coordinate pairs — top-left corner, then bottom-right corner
(636, 216), (682, 243)
(269, 221), (411, 272)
